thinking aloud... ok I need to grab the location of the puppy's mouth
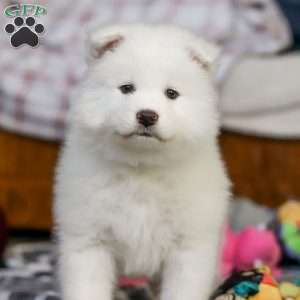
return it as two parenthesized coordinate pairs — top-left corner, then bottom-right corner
(119, 129), (166, 142)
(137, 132), (154, 138)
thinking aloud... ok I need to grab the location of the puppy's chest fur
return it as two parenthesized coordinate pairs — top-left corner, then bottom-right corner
(97, 170), (182, 276)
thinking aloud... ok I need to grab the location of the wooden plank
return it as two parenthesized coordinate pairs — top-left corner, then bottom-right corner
(219, 131), (300, 207)
(0, 130), (58, 229)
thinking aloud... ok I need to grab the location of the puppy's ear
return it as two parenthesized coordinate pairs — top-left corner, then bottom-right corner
(189, 39), (220, 71)
(87, 27), (124, 60)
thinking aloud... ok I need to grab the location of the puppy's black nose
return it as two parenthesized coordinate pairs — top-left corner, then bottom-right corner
(136, 110), (159, 127)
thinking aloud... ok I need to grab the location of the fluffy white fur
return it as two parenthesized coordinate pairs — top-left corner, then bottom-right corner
(54, 24), (230, 300)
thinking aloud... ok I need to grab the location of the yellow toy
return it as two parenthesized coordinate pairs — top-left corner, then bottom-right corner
(279, 282), (300, 300)
(278, 201), (300, 223)
(276, 201), (300, 263)
(248, 267), (281, 300)
(249, 268), (281, 300)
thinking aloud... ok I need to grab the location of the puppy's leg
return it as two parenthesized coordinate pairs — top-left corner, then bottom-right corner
(59, 240), (115, 300)
(161, 244), (218, 300)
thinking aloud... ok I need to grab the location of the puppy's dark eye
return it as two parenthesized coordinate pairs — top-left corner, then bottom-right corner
(119, 84), (135, 94)
(165, 88), (179, 100)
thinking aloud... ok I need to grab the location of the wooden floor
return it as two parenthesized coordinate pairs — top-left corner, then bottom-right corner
(0, 129), (300, 229)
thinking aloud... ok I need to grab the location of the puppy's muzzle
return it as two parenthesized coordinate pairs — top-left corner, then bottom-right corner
(136, 110), (159, 128)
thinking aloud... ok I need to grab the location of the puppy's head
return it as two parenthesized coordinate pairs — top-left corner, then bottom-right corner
(73, 24), (220, 166)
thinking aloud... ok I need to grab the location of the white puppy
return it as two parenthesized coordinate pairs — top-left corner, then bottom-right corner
(54, 24), (230, 300)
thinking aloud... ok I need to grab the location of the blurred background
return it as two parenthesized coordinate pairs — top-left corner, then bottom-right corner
(0, 0), (300, 299)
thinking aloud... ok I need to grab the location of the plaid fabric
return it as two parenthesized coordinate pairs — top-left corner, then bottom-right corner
(0, 0), (291, 140)
(0, 242), (154, 300)
(0, 241), (299, 300)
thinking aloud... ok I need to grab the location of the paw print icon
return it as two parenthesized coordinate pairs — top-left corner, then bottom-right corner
(5, 16), (45, 48)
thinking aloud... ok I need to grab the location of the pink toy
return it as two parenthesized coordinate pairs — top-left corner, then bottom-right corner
(221, 225), (281, 278)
